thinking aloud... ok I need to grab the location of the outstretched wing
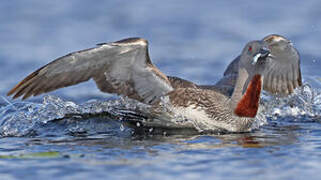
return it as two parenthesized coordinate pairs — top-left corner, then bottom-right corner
(213, 35), (302, 96)
(261, 34), (302, 95)
(7, 38), (173, 104)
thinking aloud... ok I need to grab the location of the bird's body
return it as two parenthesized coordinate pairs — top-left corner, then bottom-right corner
(166, 87), (252, 132)
(7, 35), (302, 132)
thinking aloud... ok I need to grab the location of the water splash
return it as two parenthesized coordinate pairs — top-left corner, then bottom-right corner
(0, 96), (125, 137)
(261, 84), (321, 120)
(0, 83), (320, 137)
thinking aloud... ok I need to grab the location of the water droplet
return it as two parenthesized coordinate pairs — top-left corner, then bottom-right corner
(120, 124), (125, 131)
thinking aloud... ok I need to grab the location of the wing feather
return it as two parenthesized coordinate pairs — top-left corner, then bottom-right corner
(213, 35), (302, 96)
(8, 37), (173, 104)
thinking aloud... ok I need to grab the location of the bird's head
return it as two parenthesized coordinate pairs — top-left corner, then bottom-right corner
(239, 40), (271, 75)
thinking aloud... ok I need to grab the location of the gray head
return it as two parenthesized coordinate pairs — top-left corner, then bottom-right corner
(239, 40), (270, 75)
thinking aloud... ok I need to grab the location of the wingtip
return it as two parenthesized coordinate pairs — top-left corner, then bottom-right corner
(7, 87), (34, 100)
(12, 92), (22, 99)
(112, 37), (148, 47)
(6, 67), (43, 100)
(263, 34), (288, 43)
(6, 82), (25, 99)
(7, 90), (14, 97)
(7, 84), (20, 97)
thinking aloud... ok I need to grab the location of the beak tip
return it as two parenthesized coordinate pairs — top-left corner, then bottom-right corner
(261, 47), (270, 55)
(252, 47), (270, 65)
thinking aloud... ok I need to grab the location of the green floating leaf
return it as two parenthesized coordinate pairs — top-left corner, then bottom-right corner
(0, 151), (61, 159)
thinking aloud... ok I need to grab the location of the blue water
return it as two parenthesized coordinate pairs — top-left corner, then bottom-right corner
(1, 1), (321, 180)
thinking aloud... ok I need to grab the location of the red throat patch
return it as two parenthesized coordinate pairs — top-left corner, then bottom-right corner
(234, 74), (262, 118)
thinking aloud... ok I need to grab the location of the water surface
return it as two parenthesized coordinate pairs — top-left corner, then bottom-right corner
(0, 1), (321, 180)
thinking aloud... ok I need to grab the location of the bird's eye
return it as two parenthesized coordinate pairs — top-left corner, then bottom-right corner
(248, 46), (252, 52)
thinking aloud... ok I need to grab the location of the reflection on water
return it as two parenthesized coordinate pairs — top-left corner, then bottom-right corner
(0, 122), (304, 179)
(0, 123), (300, 157)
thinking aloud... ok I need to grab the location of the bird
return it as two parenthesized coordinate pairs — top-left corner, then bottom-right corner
(7, 35), (302, 132)
(168, 34), (302, 97)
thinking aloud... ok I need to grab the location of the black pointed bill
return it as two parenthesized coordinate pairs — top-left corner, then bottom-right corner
(252, 47), (270, 65)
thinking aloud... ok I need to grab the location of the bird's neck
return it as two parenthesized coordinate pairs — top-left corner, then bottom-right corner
(230, 67), (262, 118)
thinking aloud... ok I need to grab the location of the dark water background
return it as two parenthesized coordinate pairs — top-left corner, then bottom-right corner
(0, 1), (321, 180)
